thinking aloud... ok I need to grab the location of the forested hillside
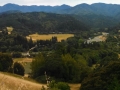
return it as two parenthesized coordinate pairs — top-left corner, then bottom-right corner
(0, 3), (71, 13)
(0, 12), (88, 35)
(73, 14), (118, 28)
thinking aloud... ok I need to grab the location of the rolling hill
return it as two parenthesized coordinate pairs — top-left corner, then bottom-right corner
(0, 12), (89, 35)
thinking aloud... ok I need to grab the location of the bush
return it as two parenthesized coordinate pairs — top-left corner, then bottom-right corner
(0, 53), (13, 71)
(49, 80), (70, 90)
(56, 82), (70, 90)
(35, 75), (46, 83)
(13, 62), (25, 76)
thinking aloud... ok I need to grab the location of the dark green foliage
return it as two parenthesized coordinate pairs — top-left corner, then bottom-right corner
(0, 33), (34, 52)
(0, 12), (89, 35)
(73, 14), (118, 28)
(31, 53), (45, 78)
(107, 78), (120, 90)
(13, 62), (25, 76)
(80, 61), (120, 90)
(31, 52), (90, 83)
(0, 53), (13, 71)
(49, 80), (70, 90)
(12, 52), (22, 58)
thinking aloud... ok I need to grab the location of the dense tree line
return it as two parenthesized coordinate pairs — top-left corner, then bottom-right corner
(31, 53), (90, 83)
(80, 61), (120, 90)
(0, 32), (34, 52)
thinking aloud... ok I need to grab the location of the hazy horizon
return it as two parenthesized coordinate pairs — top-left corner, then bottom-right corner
(1, 0), (120, 7)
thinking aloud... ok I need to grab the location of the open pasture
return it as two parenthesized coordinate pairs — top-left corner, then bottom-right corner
(26, 34), (74, 42)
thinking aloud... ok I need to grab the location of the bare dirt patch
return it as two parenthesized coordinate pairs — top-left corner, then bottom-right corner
(98, 35), (107, 41)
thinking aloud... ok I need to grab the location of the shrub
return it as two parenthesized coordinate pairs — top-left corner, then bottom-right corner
(13, 62), (25, 76)
(49, 80), (70, 90)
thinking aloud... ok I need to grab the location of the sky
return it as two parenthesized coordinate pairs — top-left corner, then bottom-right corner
(0, 0), (120, 6)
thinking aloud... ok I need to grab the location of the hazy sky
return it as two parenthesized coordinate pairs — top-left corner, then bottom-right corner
(0, 0), (120, 6)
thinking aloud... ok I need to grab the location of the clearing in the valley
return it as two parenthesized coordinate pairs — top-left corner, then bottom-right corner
(26, 34), (74, 42)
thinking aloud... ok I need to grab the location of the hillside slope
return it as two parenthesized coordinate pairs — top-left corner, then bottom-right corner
(0, 72), (80, 90)
(0, 12), (88, 35)
(0, 72), (46, 90)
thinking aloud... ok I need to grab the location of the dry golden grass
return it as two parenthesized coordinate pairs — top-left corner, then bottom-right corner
(69, 84), (81, 90)
(118, 54), (120, 58)
(6, 26), (13, 34)
(13, 58), (32, 63)
(0, 72), (46, 90)
(0, 72), (81, 90)
(26, 34), (74, 42)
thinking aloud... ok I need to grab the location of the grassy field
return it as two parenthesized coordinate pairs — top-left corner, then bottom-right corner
(26, 34), (74, 42)
(0, 72), (46, 90)
(13, 58), (32, 74)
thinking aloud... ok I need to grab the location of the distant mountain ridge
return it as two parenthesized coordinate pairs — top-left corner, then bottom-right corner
(1, 3), (120, 16)
(58, 3), (120, 16)
(1, 3), (120, 28)
(0, 3), (71, 13)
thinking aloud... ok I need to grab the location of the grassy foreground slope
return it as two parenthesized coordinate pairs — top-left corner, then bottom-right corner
(0, 72), (80, 90)
(0, 72), (46, 90)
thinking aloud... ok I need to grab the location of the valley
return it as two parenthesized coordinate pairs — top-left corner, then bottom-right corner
(0, 2), (120, 90)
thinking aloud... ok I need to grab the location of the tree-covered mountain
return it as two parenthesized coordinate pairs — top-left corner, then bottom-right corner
(1, 3), (120, 28)
(0, 12), (89, 35)
(59, 3), (120, 16)
(0, 3), (71, 13)
(72, 13), (119, 28)
(57, 3), (120, 28)
(1, 3), (120, 16)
